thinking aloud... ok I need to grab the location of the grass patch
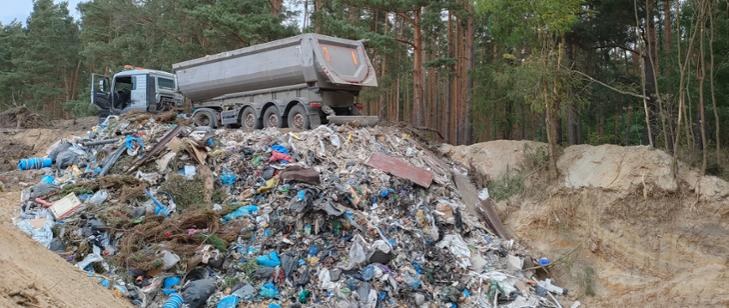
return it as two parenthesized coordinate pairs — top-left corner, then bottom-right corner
(580, 266), (596, 296)
(489, 168), (524, 201)
(159, 174), (207, 210)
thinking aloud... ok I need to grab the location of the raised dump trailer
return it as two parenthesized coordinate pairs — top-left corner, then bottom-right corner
(172, 33), (378, 130)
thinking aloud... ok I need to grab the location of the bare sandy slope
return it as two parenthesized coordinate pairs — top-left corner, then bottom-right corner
(445, 140), (729, 307)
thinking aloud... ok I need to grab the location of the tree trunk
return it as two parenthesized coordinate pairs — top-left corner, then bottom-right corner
(673, 8), (701, 170)
(314, 0), (323, 33)
(269, 0), (283, 16)
(460, 3), (474, 144)
(545, 35), (564, 178)
(447, 11), (457, 143)
(411, 8), (424, 127)
(708, 3), (720, 164)
(698, 0), (707, 173)
(662, 0), (672, 56)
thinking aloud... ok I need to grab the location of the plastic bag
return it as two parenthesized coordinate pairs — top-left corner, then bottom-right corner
(16, 217), (53, 248)
(87, 190), (109, 206)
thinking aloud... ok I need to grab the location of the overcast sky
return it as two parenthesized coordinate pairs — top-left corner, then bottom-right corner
(0, 0), (85, 25)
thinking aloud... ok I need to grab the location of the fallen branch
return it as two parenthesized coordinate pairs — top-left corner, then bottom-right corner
(565, 67), (647, 99)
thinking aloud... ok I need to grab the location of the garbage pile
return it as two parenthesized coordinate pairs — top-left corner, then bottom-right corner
(13, 113), (569, 307)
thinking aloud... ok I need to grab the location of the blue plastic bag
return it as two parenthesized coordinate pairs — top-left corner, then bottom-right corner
(222, 205), (258, 223)
(256, 251), (281, 267)
(216, 295), (240, 308)
(259, 282), (279, 298)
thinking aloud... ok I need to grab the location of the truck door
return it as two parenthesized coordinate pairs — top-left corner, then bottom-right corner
(126, 74), (148, 112)
(90, 74), (111, 109)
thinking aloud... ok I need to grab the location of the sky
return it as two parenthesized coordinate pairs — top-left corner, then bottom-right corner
(0, 0), (85, 25)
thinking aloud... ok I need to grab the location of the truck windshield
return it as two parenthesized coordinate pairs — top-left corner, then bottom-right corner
(158, 77), (175, 90)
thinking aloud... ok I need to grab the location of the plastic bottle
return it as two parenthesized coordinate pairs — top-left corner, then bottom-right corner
(18, 157), (52, 170)
(162, 293), (184, 308)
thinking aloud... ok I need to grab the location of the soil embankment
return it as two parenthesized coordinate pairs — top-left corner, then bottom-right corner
(443, 140), (729, 306)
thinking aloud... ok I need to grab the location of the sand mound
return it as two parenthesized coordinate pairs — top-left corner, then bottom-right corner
(444, 140), (729, 306)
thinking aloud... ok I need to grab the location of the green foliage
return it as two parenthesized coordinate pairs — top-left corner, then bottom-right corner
(0, 0), (81, 113)
(488, 169), (525, 201)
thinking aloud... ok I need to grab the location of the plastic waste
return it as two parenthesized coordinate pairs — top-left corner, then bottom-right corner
(537, 278), (566, 295)
(16, 217), (53, 248)
(162, 276), (181, 295)
(162, 293), (184, 308)
(435, 234), (472, 269)
(271, 144), (289, 154)
(308, 244), (319, 256)
(216, 295), (240, 308)
(219, 170), (237, 186)
(40, 175), (55, 185)
(538, 257), (551, 267)
(86, 190), (109, 206)
(76, 245), (104, 270)
(56, 150), (80, 169)
(232, 284), (256, 301)
(478, 187), (490, 200)
(147, 190), (171, 217)
(17, 157), (52, 170)
(221, 205), (258, 223)
(298, 289), (311, 304)
(182, 165), (197, 179)
(259, 282), (279, 298)
(347, 234), (368, 269)
(124, 135), (144, 156)
(256, 251), (281, 267)
(159, 250), (180, 270)
(182, 278), (217, 308)
(269, 151), (292, 163)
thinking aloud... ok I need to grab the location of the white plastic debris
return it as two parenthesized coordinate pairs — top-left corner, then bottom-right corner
(436, 233), (471, 268)
(478, 187), (490, 201)
(16, 217), (54, 248)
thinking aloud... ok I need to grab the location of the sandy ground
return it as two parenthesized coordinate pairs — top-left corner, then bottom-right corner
(0, 191), (130, 308)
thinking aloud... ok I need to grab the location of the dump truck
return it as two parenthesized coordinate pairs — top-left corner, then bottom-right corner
(91, 33), (379, 129)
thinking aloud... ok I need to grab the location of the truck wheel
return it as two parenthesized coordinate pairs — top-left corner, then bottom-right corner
(287, 104), (309, 131)
(193, 110), (217, 128)
(263, 107), (282, 128)
(241, 107), (261, 130)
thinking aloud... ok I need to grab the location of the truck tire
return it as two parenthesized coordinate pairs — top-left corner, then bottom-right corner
(287, 104), (309, 131)
(263, 106), (282, 128)
(193, 109), (217, 128)
(240, 107), (261, 130)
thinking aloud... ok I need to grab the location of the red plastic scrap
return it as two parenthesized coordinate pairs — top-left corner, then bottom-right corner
(365, 152), (433, 188)
(269, 151), (293, 163)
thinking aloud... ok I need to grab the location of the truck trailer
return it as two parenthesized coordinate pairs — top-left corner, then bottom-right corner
(91, 33), (379, 130)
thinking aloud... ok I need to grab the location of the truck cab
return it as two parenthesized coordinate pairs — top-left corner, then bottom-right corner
(91, 67), (183, 117)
